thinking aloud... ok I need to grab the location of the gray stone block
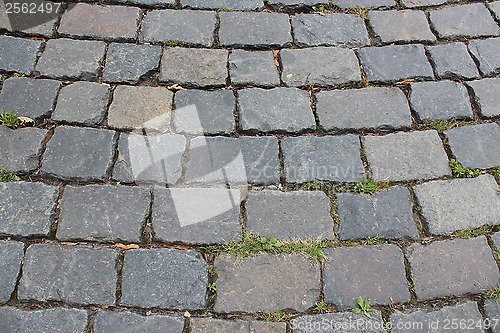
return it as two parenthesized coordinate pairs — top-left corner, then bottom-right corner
(0, 240), (24, 303)
(492, 232), (500, 250)
(183, 0), (263, 10)
(0, 182), (58, 237)
(466, 78), (500, 118)
(0, 1), (60, 36)
(401, 0), (448, 7)
(426, 42), (480, 80)
(190, 318), (248, 333)
(291, 312), (386, 333)
(280, 47), (361, 87)
(18, 244), (119, 305)
(112, 0), (176, 7)
(405, 236), (499, 300)
(485, 300), (500, 333)
(334, 0), (395, 8)
(0, 307), (88, 333)
(369, 10), (436, 44)
(214, 253), (320, 312)
(363, 130), (451, 182)
(324, 244), (411, 309)
(468, 37), (500, 76)
(266, 0), (319, 6)
(121, 248), (208, 309)
(250, 321), (287, 333)
(0, 126), (47, 172)
(229, 50), (280, 87)
(94, 310), (184, 333)
(0, 36), (41, 74)
(490, 1), (500, 20)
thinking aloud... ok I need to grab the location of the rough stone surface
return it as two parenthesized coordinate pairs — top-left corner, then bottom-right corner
(280, 47), (361, 87)
(94, 310), (185, 333)
(427, 42), (480, 80)
(183, 0), (263, 10)
(246, 190), (335, 241)
(112, 0), (176, 6)
(324, 244), (411, 309)
(316, 87), (412, 131)
(282, 135), (365, 183)
(409, 81), (473, 121)
(141, 9), (215, 46)
(214, 253), (320, 312)
(357, 44), (434, 83)
(190, 318), (248, 333)
(238, 88), (315, 133)
(0, 182), (58, 237)
(18, 244), (119, 305)
(52, 81), (110, 126)
(334, 0), (395, 8)
(121, 248), (208, 309)
(41, 126), (116, 181)
(468, 37), (500, 76)
(292, 13), (370, 47)
(0, 35), (41, 74)
(338, 186), (419, 241)
(485, 300), (500, 333)
(229, 50), (280, 87)
(0, 77), (60, 121)
(0, 126), (47, 172)
(402, 0), (448, 7)
(429, 4), (500, 39)
(0, 307), (88, 333)
(0, 241), (24, 303)
(466, 78), (500, 118)
(219, 12), (292, 47)
(414, 175), (500, 235)
(369, 10), (436, 43)
(0, 0), (60, 36)
(250, 321), (287, 333)
(406, 236), (499, 300)
(492, 232), (500, 250)
(291, 312), (386, 333)
(363, 130), (451, 182)
(160, 47), (227, 88)
(490, 1), (500, 20)
(35, 38), (106, 81)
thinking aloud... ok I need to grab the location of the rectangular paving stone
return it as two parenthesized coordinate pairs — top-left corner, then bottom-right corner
(429, 4), (500, 39)
(405, 236), (499, 300)
(363, 130), (451, 182)
(316, 86), (412, 131)
(94, 310), (184, 333)
(468, 37), (500, 76)
(219, 12), (292, 47)
(280, 47), (361, 87)
(0, 307), (88, 333)
(246, 190), (335, 241)
(121, 248), (208, 309)
(334, 0), (395, 8)
(0, 0), (60, 36)
(190, 318), (248, 333)
(41, 126), (116, 181)
(0, 127), (47, 172)
(466, 78), (500, 118)
(35, 38), (106, 81)
(292, 13), (370, 47)
(141, 9), (215, 46)
(324, 244), (411, 309)
(160, 47), (227, 88)
(426, 42), (480, 80)
(0, 36), (41, 74)
(183, 0), (263, 10)
(357, 44), (434, 83)
(282, 135), (365, 183)
(0, 240), (24, 303)
(112, 0), (176, 7)
(0, 182), (58, 237)
(19, 244), (119, 305)
(214, 253), (320, 312)
(229, 50), (280, 87)
(485, 300), (500, 333)
(369, 10), (436, 44)
(250, 321), (287, 333)
(291, 312), (386, 333)
(401, 0), (448, 7)
(59, 3), (141, 41)
(409, 80), (473, 121)
(238, 87), (315, 133)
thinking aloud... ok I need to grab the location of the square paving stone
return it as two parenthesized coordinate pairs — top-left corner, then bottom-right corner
(35, 38), (106, 81)
(59, 3), (141, 41)
(41, 126), (116, 181)
(160, 47), (228, 88)
(185, 136), (280, 185)
(334, 0), (395, 8)
(409, 81), (473, 121)
(426, 42), (480, 80)
(183, 0), (263, 10)
(0, 240), (24, 303)
(369, 10), (436, 44)
(357, 44), (434, 83)
(174, 89), (235, 134)
(18, 244), (119, 305)
(121, 248), (208, 309)
(405, 236), (499, 300)
(0, 0), (60, 36)
(238, 88), (315, 133)
(485, 300), (500, 333)
(190, 318), (248, 333)
(466, 78), (500, 118)
(363, 130), (451, 182)
(52, 81), (110, 126)
(444, 123), (500, 169)
(152, 187), (242, 244)
(229, 50), (280, 87)
(0, 77), (60, 121)
(0, 36), (41, 74)
(290, 312), (386, 333)
(291, 13), (370, 47)
(108, 86), (173, 131)
(58, 185), (150, 242)
(103, 43), (162, 84)
(0, 307), (88, 333)
(246, 190), (335, 241)
(214, 253), (320, 312)
(0, 126), (47, 172)
(112, 133), (186, 184)
(316, 87), (412, 131)
(338, 186), (419, 241)
(141, 9), (215, 46)
(324, 244), (411, 309)
(94, 310), (184, 333)
(429, 4), (500, 39)
(282, 135), (365, 183)
(280, 47), (361, 87)
(468, 37), (500, 76)
(0, 182), (58, 237)
(219, 12), (292, 47)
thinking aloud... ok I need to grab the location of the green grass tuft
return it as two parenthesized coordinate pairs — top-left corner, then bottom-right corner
(353, 180), (388, 195)
(0, 169), (20, 182)
(258, 311), (294, 322)
(0, 111), (22, 129)
(453, 225), (493, 239)
(484, 285), (500, 299)
(449, 159), (482, 178)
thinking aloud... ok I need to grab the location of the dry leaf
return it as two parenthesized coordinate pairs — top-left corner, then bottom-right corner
(273, 50), (280, 67)
(27, 37), (45, 41)
(394, 79), (415, 85)
(163, 244), (190, 250)
(18, 116), (35, 125)
(167, 84), (187, 90)
(184, 311), (191, 318)
(114, 243), (140, 250)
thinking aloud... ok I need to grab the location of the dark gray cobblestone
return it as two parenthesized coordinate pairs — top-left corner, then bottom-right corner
(466, 78), (500, 118)
(291, 312), (386, 333)
(190, 318), (286, 332)
(468, 37), (500, 76)
(183, 0), (263, 10)
(485, 300), (500, 333)
(0, 36), (41, 74)
(335, 0), (395, 8)
(0, 307), (88, 333)
(0, 1), (60, 36)
(0, 126), (47, 172)
(369, 10), (436, 44)
(113, 0), (175, 6)
(426, 42), (480, 80)
(229, 50), (280, 87)
(0, 240), (24, 303)
(492, 232), (500, 250)
(94, 310), (184, 333)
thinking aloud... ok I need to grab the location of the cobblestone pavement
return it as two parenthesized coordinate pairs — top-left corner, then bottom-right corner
(0, 0), (500, 332)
